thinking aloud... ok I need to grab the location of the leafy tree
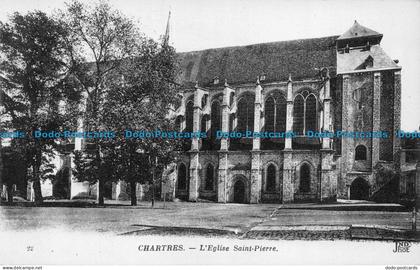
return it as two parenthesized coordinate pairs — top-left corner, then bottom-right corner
(62, 0), (143, 205)
(73, 39), (181, 206)
(0, 11), (81, 204)
(104, 40), (181, 206)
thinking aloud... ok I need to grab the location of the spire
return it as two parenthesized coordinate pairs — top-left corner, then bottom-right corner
(163, 11), (171, 46)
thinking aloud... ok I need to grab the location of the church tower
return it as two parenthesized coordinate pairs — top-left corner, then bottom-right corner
(336, 21), (401, 200)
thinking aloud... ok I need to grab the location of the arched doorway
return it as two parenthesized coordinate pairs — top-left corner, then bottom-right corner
(299, 163), (311, 193)
(233, 180), (246, 203)
(350, 177), (370, 200)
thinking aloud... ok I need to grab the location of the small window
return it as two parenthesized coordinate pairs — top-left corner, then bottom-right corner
(353, 88), (363, 110)
(355, 145), (367, 160)
(365, 56), (373, 68)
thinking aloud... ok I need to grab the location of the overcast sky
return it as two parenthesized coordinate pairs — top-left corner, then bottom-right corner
(1, 0), (419, 130)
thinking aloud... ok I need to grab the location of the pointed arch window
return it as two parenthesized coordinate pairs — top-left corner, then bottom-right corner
(293, 95), (305, 135)
(205, 164), (214, 191)
(305, 94), (317, 132)
(177, 163), (187, 190)
(293, 91), (318, 135)
(185, 100), (194, 133)
(237, 93), (254, 132)
(300, 163), (311, 193)
(265, 97), (275, 132)
(266, 164), (276, 192)
(265, 93), (286, 133)
(210, 101), (221, 139)
(201, 115), (209, 133)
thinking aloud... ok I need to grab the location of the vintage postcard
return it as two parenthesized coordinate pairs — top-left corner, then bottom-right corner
(0, 0), (419, 268)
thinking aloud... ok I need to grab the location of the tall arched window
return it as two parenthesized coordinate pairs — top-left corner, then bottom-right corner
(237, 93), (254, 132)
(293, 95), (304, 135)
(265, 93), (287, 132)
(205, 164), (214, 191)
(305, 94), (317, 132)
(276, 96), (287, 132)
(293, 91), (318, 135)
(355, 145), (367, 160)
(210, 101), (221, 139)
(300, 163), (311, 193)
(185, 101), (194, 133)
(201, 115), (209, 133)
(266, 164), (276, 192)
(177, 163), (187, 190)
(265, 97), (275, 132)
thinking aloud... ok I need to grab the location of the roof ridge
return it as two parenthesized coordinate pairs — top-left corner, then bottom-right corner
(177, 35), (340, 54)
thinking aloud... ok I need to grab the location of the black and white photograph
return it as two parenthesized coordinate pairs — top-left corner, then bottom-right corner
(0, 0), (419, 268)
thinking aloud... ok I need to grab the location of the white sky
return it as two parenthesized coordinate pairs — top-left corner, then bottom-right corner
(1, 0), (419, 130)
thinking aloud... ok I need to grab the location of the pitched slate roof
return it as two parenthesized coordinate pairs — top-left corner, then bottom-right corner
(337, 21), (382, 40)
(176, 36), (339, 87)
(337, 45), (400, 74)
(337, 21), (383, 48)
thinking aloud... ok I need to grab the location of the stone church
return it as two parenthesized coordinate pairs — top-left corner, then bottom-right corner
(5, 21), (403, 204)
(163, 21), (402, 203)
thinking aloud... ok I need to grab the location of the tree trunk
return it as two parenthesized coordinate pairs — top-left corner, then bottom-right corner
(130, 180), (137, 206)
(32, 175), (43, 204)
(98, 178), (104, 206)
(7, 184), (13, 203)
(128, 145), (137, 206)
(32, 150), (43, 205)
(96, 146), (104, 206)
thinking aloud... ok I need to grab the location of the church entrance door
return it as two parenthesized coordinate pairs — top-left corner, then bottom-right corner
(350, 177), (370, 200)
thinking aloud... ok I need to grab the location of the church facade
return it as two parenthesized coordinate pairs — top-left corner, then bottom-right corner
(4, 21), (403, 204)
(163, 21), (402, 203)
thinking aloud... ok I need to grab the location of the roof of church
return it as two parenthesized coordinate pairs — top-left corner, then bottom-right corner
(176, 35), (339, 87)
(337, 45), (399, 74)
(337, 21), (382, 41)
